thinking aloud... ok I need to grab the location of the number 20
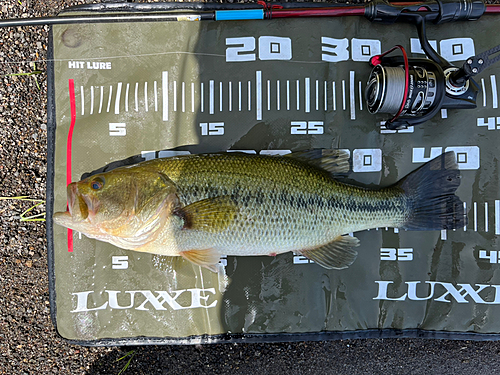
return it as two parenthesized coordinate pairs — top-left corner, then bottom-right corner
(226, 36), (292, 62)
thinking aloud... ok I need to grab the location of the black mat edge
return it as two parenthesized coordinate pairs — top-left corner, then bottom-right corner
(46, 26), (59, 332)
(66, 329), (500, 347)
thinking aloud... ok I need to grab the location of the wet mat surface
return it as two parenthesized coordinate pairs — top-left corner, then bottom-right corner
(47, 8), (500, 343)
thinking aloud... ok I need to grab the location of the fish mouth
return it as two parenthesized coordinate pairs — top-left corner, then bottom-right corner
(67, 182), (90, 222)
(53, 183), (100, 234)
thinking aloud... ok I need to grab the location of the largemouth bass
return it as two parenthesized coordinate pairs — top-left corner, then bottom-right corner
(53, 150), (466, 270)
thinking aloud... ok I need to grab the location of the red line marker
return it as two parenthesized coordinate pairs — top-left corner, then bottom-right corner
(67, 79), (76, 252)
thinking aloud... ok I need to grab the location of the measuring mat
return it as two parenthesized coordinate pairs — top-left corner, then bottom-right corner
(46, 3), (500, 344)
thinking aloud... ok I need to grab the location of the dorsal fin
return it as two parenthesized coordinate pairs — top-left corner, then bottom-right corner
(285, 149), (350, 175)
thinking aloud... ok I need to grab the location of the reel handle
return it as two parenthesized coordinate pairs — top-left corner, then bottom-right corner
(365, 0), (485, 25)
(450, 44), (500, 86)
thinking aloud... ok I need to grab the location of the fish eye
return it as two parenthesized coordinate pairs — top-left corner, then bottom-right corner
(90, 177), (105, 190)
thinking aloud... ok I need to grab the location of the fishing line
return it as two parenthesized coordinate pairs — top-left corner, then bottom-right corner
(0, 52), (330, 66)
(0, 52), (226, 66)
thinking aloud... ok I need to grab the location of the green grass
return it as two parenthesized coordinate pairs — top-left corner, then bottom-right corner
(6, 62), (42, 90)
(116, 350), (136, 375)
(0, 196), (46, 222)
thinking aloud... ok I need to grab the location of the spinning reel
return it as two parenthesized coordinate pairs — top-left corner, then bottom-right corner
(364, 0), (500, 129)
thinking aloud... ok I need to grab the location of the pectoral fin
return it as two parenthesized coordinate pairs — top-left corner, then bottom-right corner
(176, 196), (238, 232)
(180, 249), (221, 272)
(299, 235), (360, 269)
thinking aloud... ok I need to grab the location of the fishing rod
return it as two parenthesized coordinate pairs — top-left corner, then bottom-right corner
(1, 0), (500, 27)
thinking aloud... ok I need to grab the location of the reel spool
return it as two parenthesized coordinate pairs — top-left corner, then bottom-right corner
(366, 64), (438, 117)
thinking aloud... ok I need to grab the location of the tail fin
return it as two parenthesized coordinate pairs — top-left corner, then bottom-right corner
(399, 151), (467, 231)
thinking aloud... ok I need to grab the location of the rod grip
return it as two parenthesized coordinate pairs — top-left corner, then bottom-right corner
(365, 0), (485, 24)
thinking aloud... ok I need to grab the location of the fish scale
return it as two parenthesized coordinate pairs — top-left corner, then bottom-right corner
(149, 153), (408, 255)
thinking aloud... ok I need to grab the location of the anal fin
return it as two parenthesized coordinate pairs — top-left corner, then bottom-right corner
(180, 249), (221, 272)
(299, 235), (360, 270)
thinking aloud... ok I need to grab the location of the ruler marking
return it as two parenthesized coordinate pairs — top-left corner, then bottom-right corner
(441, 230), (447, 240)
(256, 71), (262, 120)
(201, 82), (204, 113)
(209, 80), (214, 115)
(248, 81), (252, 111)
(315, 79), (319, 111)
(485, 202), (489, 232)
(229, 81), (232, 112)
(296, 80), (300, 111)
(125, 83), (129, 112)
(90, 86), (94, 115)
(474, 201), (477, 232)
(267, 79), (271, 111)
(106, 85), (112, 113)
(287, 80), (290, 111)
(491, 75), (498, 109)
(358, 81), (363, 111)
(305, 77), (310, 113)
(219, 81), (223, 113)
(496, 200), (500, 235)
(144, 82), (148, 112)
(481, 78), (487, 107)
(238, 81), (241, 111)
(349, 71), (355, 120)
(80, 86), (85, 116)
(463, 201), (467, 231)
(99, 86), (103, 114)
(173, 81), (177, 112)
(324, 81), (327, 111)
(191, 82), (195, 112)
(134, 82), (138, 112)
(182, 82), (186, 113)
(333, 81), (336, 111)
(342, 80), (346, 111)
(115, 82), (122, 115)
(277, 80), (280, 111)
(154, 81), (158, 112)
(162, 71), (168, 120)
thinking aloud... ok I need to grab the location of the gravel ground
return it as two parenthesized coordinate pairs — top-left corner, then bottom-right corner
(2, 0), (500, 374)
